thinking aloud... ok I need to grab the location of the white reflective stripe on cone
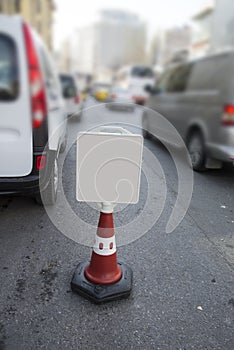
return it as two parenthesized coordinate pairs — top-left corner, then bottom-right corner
(93, 236), (116, 256)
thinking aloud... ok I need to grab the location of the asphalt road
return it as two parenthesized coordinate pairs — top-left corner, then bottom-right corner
(0, 99), (234, 350)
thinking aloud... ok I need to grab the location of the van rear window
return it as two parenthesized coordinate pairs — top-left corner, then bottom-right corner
(0, 34), (19, 101)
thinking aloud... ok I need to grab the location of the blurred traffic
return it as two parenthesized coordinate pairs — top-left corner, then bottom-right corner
(0, 0), (234, 202)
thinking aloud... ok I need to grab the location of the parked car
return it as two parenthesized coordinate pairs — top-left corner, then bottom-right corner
(0, 16), (67, 204)
(131, 88), (148, 105)
(106, 86), (135, 111)
(91, 83), (111, 102)
(59, 73), (82, 119)
(143, 50), (234, 171)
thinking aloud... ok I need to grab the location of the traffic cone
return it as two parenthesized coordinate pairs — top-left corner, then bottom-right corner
(71, 205), (133, 303)
(85, 212), (122, 284)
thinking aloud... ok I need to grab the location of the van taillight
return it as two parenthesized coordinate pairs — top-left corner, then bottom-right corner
(23, 23), (47, 129)
(222, 105), (234, 126)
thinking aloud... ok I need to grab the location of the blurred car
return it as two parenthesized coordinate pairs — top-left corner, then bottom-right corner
(0, 16), (67, 204)
(106, 86), (135, 111)
(91, 83), (111, 102)
(143, 50), (234, 171)
(115, 65), (155, 105)
(131, 88), (148, 105)
(59, 73), (82, 118)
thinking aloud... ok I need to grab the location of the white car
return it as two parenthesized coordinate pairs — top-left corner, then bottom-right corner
(115, 65), (155, 105)
(59, 73), (82, 119)
(107, 86), (135, 111)
(0, 15), (68, 205)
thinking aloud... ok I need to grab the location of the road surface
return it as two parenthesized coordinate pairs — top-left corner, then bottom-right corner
(0, 99), (233, 350)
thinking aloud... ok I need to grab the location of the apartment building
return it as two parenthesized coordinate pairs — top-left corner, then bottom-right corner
(0, 0), (55, 50)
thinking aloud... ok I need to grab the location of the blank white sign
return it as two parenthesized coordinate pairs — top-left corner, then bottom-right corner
(76, 132), (143, 204)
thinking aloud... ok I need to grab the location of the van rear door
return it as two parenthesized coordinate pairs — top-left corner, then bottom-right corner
(0, 17), (32, 177)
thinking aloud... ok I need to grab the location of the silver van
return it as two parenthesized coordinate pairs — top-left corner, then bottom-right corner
(143, 50), (234, 171)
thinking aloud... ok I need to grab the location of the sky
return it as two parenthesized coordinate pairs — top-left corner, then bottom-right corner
(53, 0), (207, 50)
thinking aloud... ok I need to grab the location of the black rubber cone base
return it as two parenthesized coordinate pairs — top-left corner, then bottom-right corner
(71, 260), (133, 304)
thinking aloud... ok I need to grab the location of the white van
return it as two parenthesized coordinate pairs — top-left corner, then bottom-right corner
(0, 16), (67, 204)
(115, 65), (155, 105)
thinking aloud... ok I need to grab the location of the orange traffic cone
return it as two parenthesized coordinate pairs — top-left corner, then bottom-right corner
(85, 212), (122, 284)
(71, 205), (133, 303)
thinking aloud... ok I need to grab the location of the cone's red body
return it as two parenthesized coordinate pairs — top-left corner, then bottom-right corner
(85, 212), (122, 285)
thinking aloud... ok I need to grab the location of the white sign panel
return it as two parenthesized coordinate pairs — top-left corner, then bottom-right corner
(76, 131), (143, 204)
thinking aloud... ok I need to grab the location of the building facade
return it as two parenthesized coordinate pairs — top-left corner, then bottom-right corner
(57, 38), (72, 73)
(0, 0), (55, 50)
(72, 9), (147, 78)
(154, 25), (192, 68)
(191, 0), (234, 58)
(211, 0), (234, 51)
(191, 0), (214, 58)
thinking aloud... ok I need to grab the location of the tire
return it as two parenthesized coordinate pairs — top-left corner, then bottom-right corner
(187, 131), (206, 172)
(35, 158), (59, 206)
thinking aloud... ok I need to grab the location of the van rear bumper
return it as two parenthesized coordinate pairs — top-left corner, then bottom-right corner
(0, 150), (56, 197)
(0, 174), (40, 196)
(207, 143), (234, 162)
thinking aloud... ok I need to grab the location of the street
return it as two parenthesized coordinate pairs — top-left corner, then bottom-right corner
(0, 99), (234, 350)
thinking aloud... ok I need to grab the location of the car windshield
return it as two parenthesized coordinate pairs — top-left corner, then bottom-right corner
(131, 66), (154, 78)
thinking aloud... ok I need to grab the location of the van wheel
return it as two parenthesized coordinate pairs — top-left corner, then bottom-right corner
(187, 131), (206, 171)
(35, 158), (58, 206)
